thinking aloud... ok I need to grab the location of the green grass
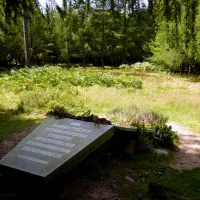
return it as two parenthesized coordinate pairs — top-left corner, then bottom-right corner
(0, 66), (142, 91)
(0, 109), (43, 142)
(82, 69), (200, 133)
(0, 66), (200, 141)
(81, 150), (200, 200)
(0, 66), (200, 199)
(108, 151), (200, 200)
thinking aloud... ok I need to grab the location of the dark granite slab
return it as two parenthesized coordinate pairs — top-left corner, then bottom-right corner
(114, 125), (137, 132)
(0, 117), (114, 185)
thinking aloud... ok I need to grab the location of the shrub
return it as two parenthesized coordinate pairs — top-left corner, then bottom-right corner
(119, 62), (159, 72)
(20, 86), (87, 114)
(151, 122), (178, 148)
(125, 106), (178, 149)
(0, 66), (142, 92)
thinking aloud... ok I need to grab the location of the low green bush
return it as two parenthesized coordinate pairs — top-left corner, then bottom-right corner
(19, 86), (87, 114)
(151, 121), (178, 148)
(135, 120), (178, 150)
(119, 62), (160, 72)
(126, 107), (178, 149)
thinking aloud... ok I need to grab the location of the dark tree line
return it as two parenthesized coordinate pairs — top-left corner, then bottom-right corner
(1, 0), (200, 73)
(0, 0), (154, 67)
(151, 0), (200, 74)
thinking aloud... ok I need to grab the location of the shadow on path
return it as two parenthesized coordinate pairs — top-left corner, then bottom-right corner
(167, 121), (200, 170)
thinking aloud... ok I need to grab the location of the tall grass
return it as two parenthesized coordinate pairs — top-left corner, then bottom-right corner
(78, 70), (200, 133)
(0, 66), (199, 141)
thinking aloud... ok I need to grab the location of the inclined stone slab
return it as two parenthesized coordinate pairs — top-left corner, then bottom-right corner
(114, 125), (137, 132)
(0, 117), (114, 184)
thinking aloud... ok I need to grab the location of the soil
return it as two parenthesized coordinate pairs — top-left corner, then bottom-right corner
(167, 121), (200, 170)
(60, 173), (123, 200)
(0, 125), (38, 159)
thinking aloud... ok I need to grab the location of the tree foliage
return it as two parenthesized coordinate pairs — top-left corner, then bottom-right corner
(151, 0), (200, 73)
(1, 0), (200, 73)
(0, 0), (154, 67)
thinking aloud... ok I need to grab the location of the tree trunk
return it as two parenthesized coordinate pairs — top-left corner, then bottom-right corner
(122, 0), (127, 64)
(189, 62), (191, 75)
(101, 7), (105, 68)
(22, 9), (31, 67)
(82, 47), (86, 67)
(67, 40), (70, 67)
(81, 12), (86, 67)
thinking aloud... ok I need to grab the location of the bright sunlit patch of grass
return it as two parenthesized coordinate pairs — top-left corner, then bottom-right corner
(0, 67), (199, 200)
(79, 70), (200, 132)
(0, 112), (43, 142)
(0, 67), (200, 141)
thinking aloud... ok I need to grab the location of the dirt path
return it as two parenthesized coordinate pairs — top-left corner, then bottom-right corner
(0, 126), (38, 159)
(167, 121), (200, 170)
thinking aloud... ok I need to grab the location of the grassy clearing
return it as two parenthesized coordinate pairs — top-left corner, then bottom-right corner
(0, 66), (200, 199)
(82, 69), (200, 132)
(0, 66), (199, 141)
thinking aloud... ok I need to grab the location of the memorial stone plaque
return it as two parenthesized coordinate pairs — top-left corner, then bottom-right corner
(0, 117), (114, 185)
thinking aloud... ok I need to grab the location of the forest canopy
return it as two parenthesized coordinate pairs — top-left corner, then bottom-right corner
(0, 0), (200, 74)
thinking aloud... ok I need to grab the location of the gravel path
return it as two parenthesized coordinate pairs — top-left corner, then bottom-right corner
(167, 121), (200, 170)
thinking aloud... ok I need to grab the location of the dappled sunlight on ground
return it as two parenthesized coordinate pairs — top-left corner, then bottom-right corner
(167, 121), (200, 170)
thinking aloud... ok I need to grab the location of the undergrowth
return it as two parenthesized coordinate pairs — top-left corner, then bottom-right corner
(111, 106), (178, 149)
(0, 66), (142, 92)
(111, 151), (200, 200)
(119, 62), (160, 72)
(128, 107), (178, 149)
(0, 66), (142, 140)
(0, 66), (199, 200)
(0, 66), (199, 142)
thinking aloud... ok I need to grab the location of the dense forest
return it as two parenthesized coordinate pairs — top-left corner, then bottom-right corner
(0, 0), (200, 74)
